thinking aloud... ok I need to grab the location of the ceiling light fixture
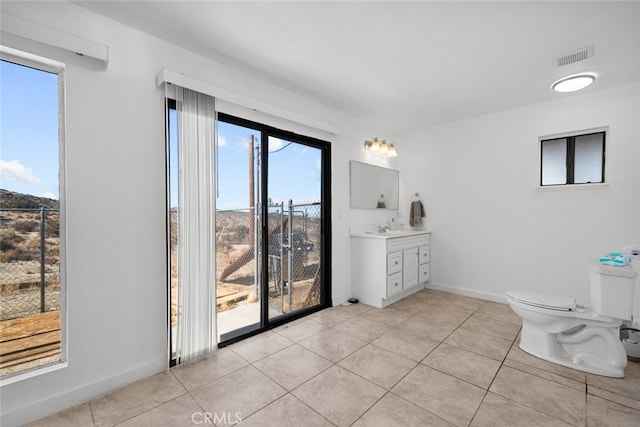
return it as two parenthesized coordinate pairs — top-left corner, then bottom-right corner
(364, 138), (398, 157)
(552, 72), (597, 93)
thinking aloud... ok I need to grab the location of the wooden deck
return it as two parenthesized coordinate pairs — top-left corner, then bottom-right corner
(0, 311), (60, 370)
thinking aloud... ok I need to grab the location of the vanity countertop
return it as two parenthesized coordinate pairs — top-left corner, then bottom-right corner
(350, 229), (432, 239)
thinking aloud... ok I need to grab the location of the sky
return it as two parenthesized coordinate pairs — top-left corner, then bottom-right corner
(0, 59), (60, 199)
(168, 106), (323, 211)
(1, 58), (321, 209)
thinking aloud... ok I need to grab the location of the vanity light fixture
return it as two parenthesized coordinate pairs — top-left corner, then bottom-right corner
(364, 137), (381, 151)
(552, 72), (598, 93)
(380, 140), (389, 155)
(364, 138), (398, 157)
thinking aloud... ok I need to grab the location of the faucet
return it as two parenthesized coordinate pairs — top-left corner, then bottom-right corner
(378, 225), (390, 233)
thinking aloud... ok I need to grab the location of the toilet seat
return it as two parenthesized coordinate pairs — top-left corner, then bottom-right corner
(506, 290), (576, 312)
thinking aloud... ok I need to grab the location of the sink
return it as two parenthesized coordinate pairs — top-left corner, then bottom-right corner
(365, 229), (416, 236)
(383, 230), (415, 236)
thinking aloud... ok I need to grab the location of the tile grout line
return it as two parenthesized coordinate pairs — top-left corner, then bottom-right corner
(245, 318), (352, 425)
(347, 390), (389, 427)
(88, 400), (97, 427)
(168, 368), (210, 421)
(487, 365), (586, 426)
(585, 383), (640, 411)
(280, 305), (424, 425)
(466, 322), (522, 427)
(382, 390), (457, 427)
(468, 316), (590, 426)
(483, 324), (522, 392)
(340, 303), (476, 425)
(330, 304), (455, 426)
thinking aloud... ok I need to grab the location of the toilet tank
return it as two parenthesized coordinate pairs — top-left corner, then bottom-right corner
(589, 262), (638, 319)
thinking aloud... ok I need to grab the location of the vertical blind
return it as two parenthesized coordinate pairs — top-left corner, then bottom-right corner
(174, 86), (217, 363)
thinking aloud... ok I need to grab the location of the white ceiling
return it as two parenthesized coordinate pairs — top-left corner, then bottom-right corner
(77, 1), (640, 132)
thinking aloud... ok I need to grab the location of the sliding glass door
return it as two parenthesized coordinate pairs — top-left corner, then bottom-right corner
(168, 106), (330, 360)
(216, 115), (331, 344)
(265, 135), (324, 321)
(215, 121), (262, 340)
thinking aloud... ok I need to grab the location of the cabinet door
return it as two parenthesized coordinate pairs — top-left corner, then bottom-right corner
(419, 263), (430, 283)
(419, 245), (430, 264)
(403, 248), (419, 289)
(387, 272), (403, 297)
(387, 251), (402, 275)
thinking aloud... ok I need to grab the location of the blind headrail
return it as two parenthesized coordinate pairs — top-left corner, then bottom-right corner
(156, 68), (340, 135)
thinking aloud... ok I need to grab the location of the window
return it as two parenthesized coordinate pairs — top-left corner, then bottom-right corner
(540, 130), (605, 186)
(0, 52), (65, 378)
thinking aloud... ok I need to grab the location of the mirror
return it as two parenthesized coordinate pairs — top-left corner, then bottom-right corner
(350, 161), (399, 209)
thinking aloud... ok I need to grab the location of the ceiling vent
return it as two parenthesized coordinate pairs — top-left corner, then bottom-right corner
(555, 46), (594, 68)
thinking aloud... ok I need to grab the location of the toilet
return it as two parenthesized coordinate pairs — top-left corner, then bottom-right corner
(507, 262), (638, 378)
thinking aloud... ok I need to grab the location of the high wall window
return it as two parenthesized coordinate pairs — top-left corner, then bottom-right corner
(540, 130), (606, 186)
(0, 52), (65, 377)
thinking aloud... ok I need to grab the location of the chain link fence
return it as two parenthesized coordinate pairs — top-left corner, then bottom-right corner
(170, 201), (322, 330)
(0, 208), (60, 321)
(216, 201), (322, 314)
(267, 201), (321, 312)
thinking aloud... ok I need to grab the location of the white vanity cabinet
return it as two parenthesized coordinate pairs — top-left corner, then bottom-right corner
(351, 231), (431, 308)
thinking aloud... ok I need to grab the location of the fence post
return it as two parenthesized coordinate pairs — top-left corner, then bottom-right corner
(288, 199), (294, 310)
(40, 207), (46, 313)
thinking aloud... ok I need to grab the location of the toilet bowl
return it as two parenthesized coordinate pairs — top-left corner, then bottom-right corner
(507, 261), (637, 377)
(507, 290), (627, 377)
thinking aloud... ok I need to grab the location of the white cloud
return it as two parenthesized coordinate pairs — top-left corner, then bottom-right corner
(41, 191), (57, 200)
(0, 160), (42, 186)
(218, 134), (228, 147)
(269, 137), (285, 152)
(238, 135), (258, 151)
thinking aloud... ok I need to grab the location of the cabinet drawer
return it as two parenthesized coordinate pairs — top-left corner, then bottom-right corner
(419, 245), (430, 264)
(387, 251), (402, 275)
(419, 263), (431, 283)
(387, 272), (403, 296)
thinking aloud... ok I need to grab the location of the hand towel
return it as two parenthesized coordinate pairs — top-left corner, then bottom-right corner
(409, 200), (425, 227)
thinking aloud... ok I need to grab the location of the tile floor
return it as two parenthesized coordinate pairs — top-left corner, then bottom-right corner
(30, 289), (640, 426)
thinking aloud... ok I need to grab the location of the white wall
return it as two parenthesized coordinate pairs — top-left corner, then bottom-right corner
(0, 2), (352, 426)
(399, 83), (640, 305)
(331, 130), (405, 306)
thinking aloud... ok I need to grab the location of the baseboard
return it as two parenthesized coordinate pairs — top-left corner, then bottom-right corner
(1, 359), (167, 427)
(426, 282), (508, 305)
(332, 292), (352, 307)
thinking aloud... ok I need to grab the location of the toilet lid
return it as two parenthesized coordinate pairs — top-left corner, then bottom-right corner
(506, 291), (576, 311)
